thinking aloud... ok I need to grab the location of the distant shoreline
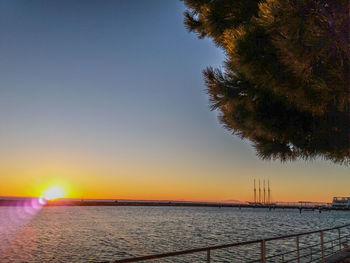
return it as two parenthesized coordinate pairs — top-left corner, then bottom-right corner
(0, 199), (246, 207)
(0, 199), (347, 211)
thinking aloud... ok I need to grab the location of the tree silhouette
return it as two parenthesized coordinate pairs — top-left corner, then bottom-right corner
(184, 0), (350, 164)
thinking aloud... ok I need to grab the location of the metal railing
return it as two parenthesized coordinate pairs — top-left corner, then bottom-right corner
(102, 224), (350, 263)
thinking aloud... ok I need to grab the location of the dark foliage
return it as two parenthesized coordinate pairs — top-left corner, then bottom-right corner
(184, 0), (350, 164)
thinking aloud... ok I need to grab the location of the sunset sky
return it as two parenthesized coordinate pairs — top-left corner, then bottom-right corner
(0, 0), (349, 203)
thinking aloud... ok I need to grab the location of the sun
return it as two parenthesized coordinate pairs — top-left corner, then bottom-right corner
(42, 186), (66, 200)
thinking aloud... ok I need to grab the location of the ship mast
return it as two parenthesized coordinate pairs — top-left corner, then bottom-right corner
(254, 179), (256, 204)
(259, 179), (261, 203)
(268, 180), (271, 204)
(263, 179), (266, 204)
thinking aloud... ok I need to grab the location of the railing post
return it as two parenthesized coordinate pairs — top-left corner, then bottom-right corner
(296, 236), (300, 263)
(207, 249), (210, 263)
(261, 240), (266, 263)
(331, 240), (334, 253)
(320, 230), (325, 261)
(310, 247), (312, 261)
(338, 228), (342, 251)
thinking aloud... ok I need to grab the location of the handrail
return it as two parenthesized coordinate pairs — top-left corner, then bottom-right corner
(263, 223), (350, 242)
(100, 223), (350, 263)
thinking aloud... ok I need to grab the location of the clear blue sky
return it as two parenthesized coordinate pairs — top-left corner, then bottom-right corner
(0, 0), (348, 202)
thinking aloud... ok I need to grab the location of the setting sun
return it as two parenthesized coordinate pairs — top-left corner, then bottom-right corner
(42, 186), (66, 200)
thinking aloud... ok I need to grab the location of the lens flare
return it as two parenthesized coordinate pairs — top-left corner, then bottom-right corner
(42, 186), (65, 200)
(38, 196), (47, 205)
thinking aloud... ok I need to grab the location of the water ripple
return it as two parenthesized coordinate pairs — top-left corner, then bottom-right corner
(0, 207), (349, 262)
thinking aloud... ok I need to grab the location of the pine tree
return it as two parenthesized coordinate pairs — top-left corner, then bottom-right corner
(184, 0), (350, 164)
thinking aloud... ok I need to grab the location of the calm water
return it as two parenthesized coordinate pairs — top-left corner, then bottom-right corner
(1, 206), (350, 262)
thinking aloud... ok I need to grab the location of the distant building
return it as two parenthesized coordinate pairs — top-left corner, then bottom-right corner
(332, 197), (350, 208)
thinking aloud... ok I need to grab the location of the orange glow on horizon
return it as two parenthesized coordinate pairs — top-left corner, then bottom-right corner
(0, 163), (346, 204)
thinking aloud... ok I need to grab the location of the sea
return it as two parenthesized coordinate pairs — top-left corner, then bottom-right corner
(1, 206), (350, 262)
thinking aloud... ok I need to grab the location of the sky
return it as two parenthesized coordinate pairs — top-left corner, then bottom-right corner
(0, 0), (348, 203)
